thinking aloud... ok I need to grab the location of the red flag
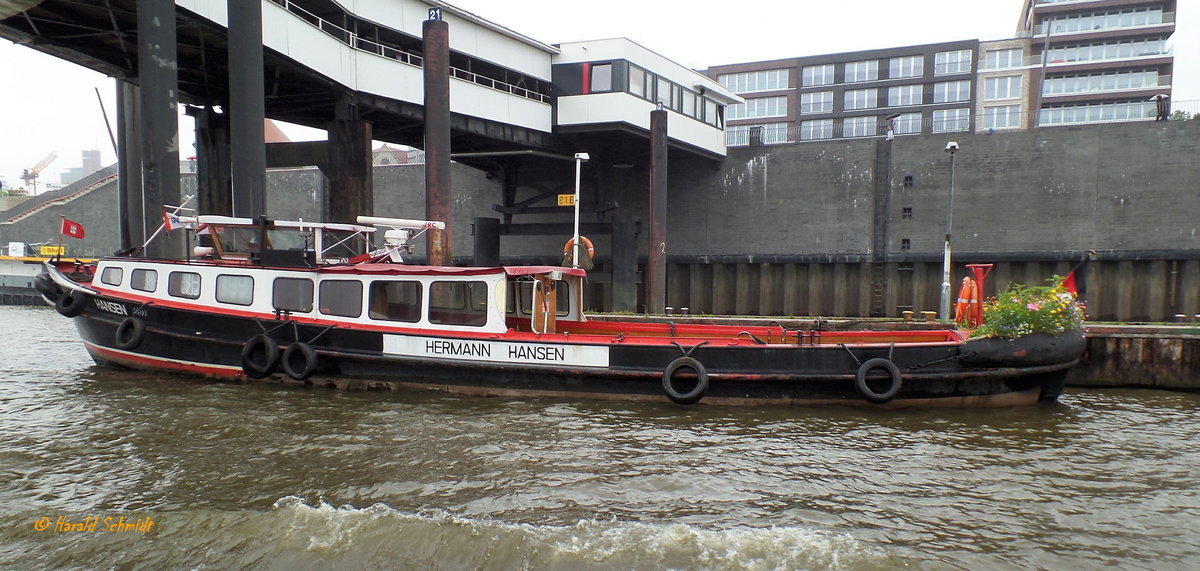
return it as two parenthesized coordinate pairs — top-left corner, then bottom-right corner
(61, 218), (86, 239)
(1061, 272), (1078, 295)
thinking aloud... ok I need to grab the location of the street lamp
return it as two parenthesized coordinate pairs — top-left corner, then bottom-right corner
(571, 152), (590, 268)
(940, 141), (958, 322)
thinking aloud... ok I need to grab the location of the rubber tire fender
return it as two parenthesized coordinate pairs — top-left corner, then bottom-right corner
(854, 358), (903, 404)
(114, 317), (146, 351)
(35, 273), (61, 302)
(55, 290), (89, 318)
(241, 334), (280, 379)
(281, 342), (318, 381)
(662, 356), (709, 405)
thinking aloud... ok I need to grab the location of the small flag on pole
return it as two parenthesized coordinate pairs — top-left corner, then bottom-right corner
(61, 218), (86, 239)
(163, 210), (184, 231)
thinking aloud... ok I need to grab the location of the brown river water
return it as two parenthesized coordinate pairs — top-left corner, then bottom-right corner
(2, 305), (1198, 570)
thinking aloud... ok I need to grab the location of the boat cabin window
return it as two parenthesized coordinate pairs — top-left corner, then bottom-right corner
(100, 267), (123, 286)
(369, 280), (422, 322)
(319, 280), (363, 318)
(508, 280), (570, 317)
(168, 271), (202, 299)
(216, 274), (254, 306)
(429, 281), (489, 327)
(131, 268), (158, 292)
(273, 277), (314, 313)
(213, 227), (261, 256)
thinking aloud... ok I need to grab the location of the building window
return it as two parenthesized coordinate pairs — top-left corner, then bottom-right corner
(934, 50), (972, 75)
(131, 268), (158, 292)
(1042, 69), (1159, 96)
(216, 274), (254, 306)
(902, 207), (913, 219)
(319, 280), (363, 318)
(894, 112), (922, 135)
(984, 76), (1022, 100)
(1039, 100), (1156, 126)
(983, 105), (1023, 130)
(932, 108), (970, 132)
(1045, 38), (1167, 65)
(800, 91), (833, 114)
(983, 48), (1022, 70)
(901, 238), (911, 250)
(1038, 6), (1162, 36)
(844, 88), (877, 110)
(933, 80), (971, 103)
(889, 55), (923, 79)
(717, 69), (788, 93)
(802, 64), (835, 87)
(728, 96), (787, 120)
(588, 63), (612, 93)
(168, 271), (201, 299)
(845, 60), (878, 83)
(657, 77), (674, 108)
(903, 175), (915, 188)
(888, 85), (923, 107)
(725, 123), (790, 146)
(800, 119), (833, 141)
(629, 66), (646, 98)
(844, 116), (878, 138)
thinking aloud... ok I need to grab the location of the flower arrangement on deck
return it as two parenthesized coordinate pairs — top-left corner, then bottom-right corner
(970, 276), (1085, 339)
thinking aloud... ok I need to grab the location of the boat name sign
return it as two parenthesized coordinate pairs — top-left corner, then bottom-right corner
(383, 335), (610, 368)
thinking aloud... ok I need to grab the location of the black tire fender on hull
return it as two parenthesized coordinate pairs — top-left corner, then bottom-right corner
(114, 317), (146, 351)
(662, 356), (709, 405)
(241, 334), (280, 379)
(35, 272), (61, 302)
(55, 290), (89, 318)
(281, 342), (318, 381)
(855, 358), (903, 404)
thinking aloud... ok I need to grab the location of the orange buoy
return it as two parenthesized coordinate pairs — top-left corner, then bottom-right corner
(954, 276), (980, 327)
(563, 236), (595, 259)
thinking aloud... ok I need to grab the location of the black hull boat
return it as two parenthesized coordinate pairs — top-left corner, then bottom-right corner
(39, 215), (1084, 408)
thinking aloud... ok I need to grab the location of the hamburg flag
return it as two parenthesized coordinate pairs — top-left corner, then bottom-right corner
(60, 218), (85, 239)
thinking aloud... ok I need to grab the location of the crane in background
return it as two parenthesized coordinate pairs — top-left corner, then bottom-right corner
(20, 151), (58, 195)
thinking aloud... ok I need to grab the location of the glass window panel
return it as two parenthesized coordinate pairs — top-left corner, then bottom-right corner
(100, 267), (123, 286)
(589, 63), (612, 92)
(319, 280), (363, 318)
(168, 271), (201, 299)
(216, 274), (254, 306)
(369, 280), (422, 322)
(131, 268), (158, 292)
(429, 281), (490, 326)
(273, 277), (314, 313)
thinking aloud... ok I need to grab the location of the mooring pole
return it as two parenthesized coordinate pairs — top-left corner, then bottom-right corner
(646, 106), (669, 314)
(423, 8), (452, 265)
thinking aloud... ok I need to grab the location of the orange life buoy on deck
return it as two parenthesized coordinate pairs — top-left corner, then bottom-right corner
(563, 236), (595, 259)
(954, 276), (980, 327)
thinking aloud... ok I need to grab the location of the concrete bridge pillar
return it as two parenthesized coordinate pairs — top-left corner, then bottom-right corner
(227, 0), (266, 219)
(116, 80), (143, 252)
(193, 106), (232, 217)
(326, 99), (373, 223)
(136, 0), (181, 258)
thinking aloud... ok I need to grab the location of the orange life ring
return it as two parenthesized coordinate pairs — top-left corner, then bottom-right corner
(563, 236), (595, 259)
(954, 276), (980, 327)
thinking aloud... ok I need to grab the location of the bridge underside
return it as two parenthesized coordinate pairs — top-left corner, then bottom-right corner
(0, 0), (566, 157)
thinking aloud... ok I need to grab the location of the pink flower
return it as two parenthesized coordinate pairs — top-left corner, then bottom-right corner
(1026, 303), (1040, 311)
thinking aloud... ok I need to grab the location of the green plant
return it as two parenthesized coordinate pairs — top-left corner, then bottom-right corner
(971, 276), (1085, 339)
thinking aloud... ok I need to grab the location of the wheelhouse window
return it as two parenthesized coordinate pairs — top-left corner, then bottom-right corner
(216, 274), (254, 306)
(168, 271), (201, 299)
(319, 280), (363, 318)
(369, 280), (422, 322)
(508, 280), (570, 317)
(429, 281), (490, 326)
(100, 267), (123, 286)
(273, 277), (314, 313)
(131, 268), (158, 292)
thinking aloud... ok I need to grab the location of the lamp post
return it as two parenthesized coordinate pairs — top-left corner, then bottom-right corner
(571, 152), (590, 268)
(940, 141), (958, 322)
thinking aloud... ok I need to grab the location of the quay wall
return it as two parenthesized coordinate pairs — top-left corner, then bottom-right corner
(3, 120), (1199, 320)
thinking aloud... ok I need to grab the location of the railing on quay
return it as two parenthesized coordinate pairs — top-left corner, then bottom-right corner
(264, 0), (551, 105)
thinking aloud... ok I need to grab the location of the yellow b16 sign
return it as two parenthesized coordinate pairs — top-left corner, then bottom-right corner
(557, 194), (575, 207)
(40, 245), (65, 256)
